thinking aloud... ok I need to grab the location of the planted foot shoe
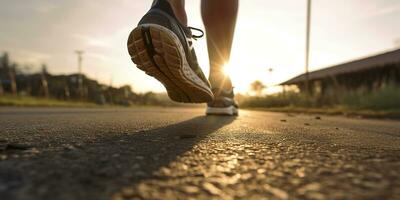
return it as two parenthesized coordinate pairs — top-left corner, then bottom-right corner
(206, 88), (239, 116)
(127, 0), (213, 103)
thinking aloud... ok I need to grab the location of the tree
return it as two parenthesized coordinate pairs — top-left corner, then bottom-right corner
(1, 52), (9, 70)
(0, 53), (17, 95)
(250, 80), (266, 96)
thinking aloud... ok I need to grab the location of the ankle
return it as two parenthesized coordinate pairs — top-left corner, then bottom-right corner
(209, 73), (233, 90)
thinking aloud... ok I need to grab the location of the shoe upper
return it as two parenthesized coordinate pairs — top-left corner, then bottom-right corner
(207, 88), (238, 108)
(139, 0), (211, 88)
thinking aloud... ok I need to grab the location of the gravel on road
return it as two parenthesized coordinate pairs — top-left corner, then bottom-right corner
(0, 107), (399, 200)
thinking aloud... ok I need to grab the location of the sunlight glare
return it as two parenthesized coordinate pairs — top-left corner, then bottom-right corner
(223, 62), (254, 93)
(223, 63), (233, 77)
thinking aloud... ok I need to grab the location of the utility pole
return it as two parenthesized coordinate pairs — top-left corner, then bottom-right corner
(9, 64), (17, 96)
(305, 0), (312, 95)
(0, 78), (3, 96)
(267, 67), (273, 88)
(41, 64), (49, 98)
(0, 53), (3, 96)
(75, 50), (84, 98)
(109, 76), (113, 104)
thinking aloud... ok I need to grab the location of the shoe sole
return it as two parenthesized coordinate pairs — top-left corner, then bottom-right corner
(206, 105), (239, 116)
(127, 24), (214, 103)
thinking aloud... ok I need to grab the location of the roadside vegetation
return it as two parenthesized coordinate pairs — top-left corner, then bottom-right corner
(0, 93), (190, 108)
(239, 85), (400, 118)
(0, 52), (194, 108)
(0, 95), (97, 107)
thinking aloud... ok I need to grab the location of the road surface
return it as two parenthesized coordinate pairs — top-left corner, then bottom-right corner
(0, 107), (400, 200)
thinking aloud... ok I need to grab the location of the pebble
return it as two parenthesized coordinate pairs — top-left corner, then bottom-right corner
(297, 183), (321, 194)
(202, 182), (221, 195)
(240, 173), (252, 180)
(159, 167), (172, 176)
(295, 167), (306, 177)
(263, 184), (289, 200)
(306, 192), (325, 200)
(182, 186), (200, 194)
(63, 144), (76, 150)
(121, 187), (135, 197)
(23, 148), (40, 154)
(135, 156), (144, 160)
(257, 168), (266, 174)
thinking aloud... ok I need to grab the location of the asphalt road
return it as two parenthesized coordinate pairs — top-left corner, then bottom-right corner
(0, 107), (400, 200)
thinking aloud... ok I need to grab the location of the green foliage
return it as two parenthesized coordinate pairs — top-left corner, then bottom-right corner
(0, 95), (96, 107)
(341, 85), (400, 110)
(240, 85), (400, 111)
(240, 91), (317, 108)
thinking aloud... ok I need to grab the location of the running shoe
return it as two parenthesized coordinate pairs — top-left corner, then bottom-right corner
(127, 0), (214, 103)
(206, 88), (239, 116)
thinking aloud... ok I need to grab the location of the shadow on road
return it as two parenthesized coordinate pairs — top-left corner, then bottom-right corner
(100, 115), (237, 198)
(120, 114), (236, 176)
(0, 115), (236, 200)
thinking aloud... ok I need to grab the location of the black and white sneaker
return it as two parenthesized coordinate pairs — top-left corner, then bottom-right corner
(127, 0), (213, 103)
(206, 88), (239, 116)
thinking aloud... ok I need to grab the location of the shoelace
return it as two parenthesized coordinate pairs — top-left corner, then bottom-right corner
(188, 26), (204, 40)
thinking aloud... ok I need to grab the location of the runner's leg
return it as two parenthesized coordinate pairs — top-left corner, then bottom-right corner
(201, 0), (239, 90)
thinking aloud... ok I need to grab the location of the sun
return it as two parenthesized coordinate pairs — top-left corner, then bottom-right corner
(223, 62), (233, 77)
(222, 62), (255, 93)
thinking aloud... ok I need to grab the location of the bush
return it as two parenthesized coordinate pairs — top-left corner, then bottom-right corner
(240, 85), (400, 111)
(342, 85), (400, 110)
(240, 92), (317, 108)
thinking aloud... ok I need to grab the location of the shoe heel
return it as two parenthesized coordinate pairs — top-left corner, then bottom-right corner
(128, 24), (214, 103)
(127, 26), (189, 102)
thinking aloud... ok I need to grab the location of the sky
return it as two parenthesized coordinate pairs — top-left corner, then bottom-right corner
(1, 0), (400, 94)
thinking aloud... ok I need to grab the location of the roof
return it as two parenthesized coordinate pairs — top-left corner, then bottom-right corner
(281, 48), (400, 85)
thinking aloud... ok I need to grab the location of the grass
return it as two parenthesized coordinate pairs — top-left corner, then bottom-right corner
(341, 85), (400, 110)
(239, 85), (400, 119)
(0, 94), (200, 108)
(2, 85), (400, 119)
(0, 95), (98, 108)
(247, 106), (400, 119)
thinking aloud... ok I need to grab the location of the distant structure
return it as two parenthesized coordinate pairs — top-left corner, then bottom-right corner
(281, 48), (400, 96)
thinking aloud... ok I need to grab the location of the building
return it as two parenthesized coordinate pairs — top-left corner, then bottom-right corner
(281, 48), (400, 99)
